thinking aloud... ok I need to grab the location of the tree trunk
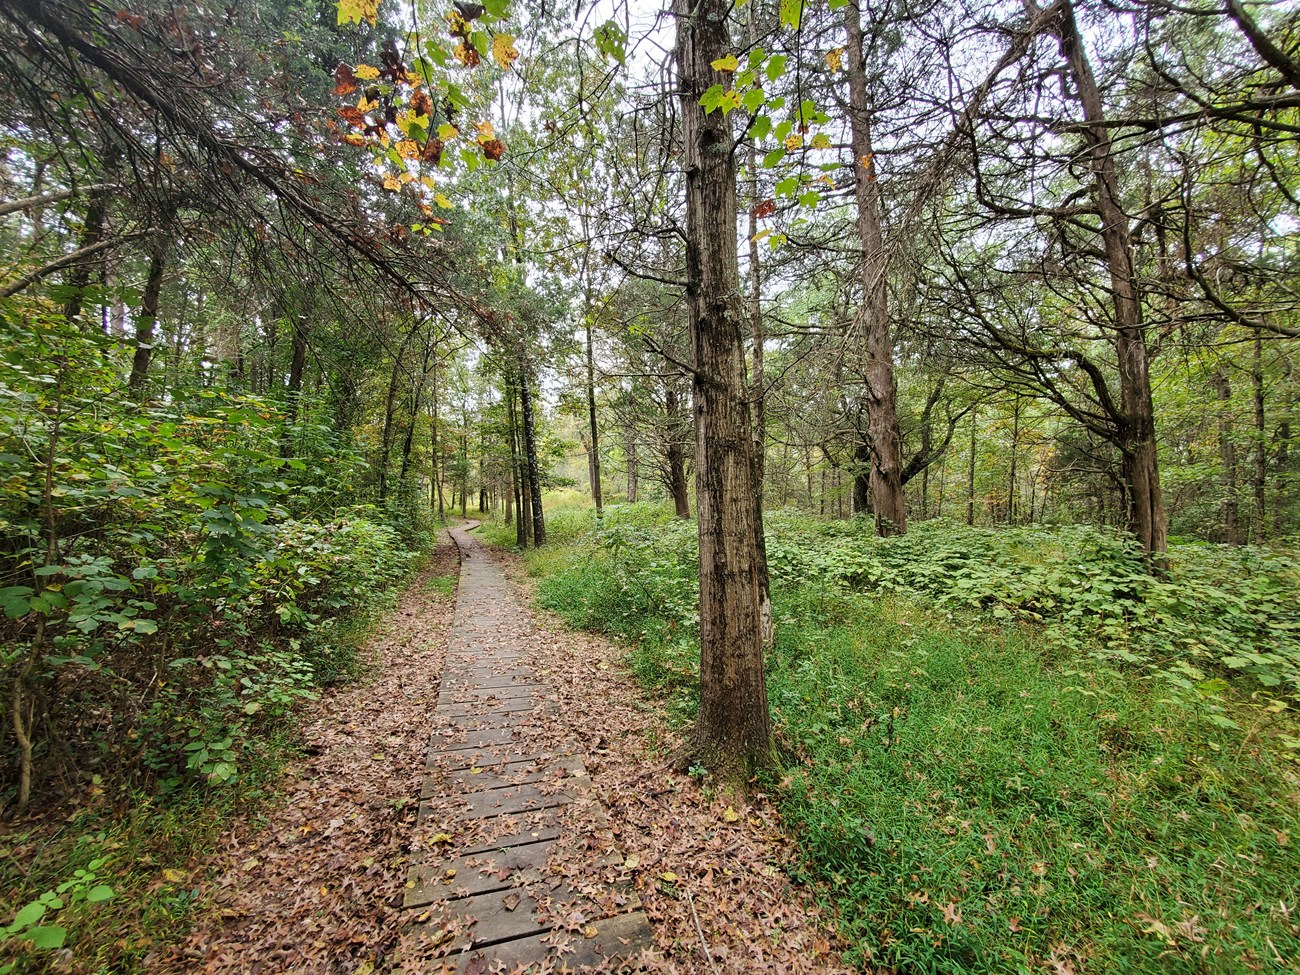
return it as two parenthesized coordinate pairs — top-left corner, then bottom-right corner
(379, 324), (419, 502)
(1007, 395), (1020, 524)
(508, 378), (530, 547)
(518, 350), (546, 546)
(1253, 331), (1267, 539)
(430, 353), (445, 517)
(627, 428), (639, 502)
(1213, 367), (1241, 545)
(844, 0), (907, 536)
(967, 406), (978, 526)
(1054, 0), (1167, 559)
(128, 230), (169, 396)
(745, 69), (773, 649)
(674, 0), (771, 776)
(585, 315), (603, 515)
(665, 388), (691, 518)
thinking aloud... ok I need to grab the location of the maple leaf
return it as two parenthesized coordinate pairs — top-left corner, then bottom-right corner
(410, 90), (434, 117)
(480, 138), (506, 161)
(354, 63), (380, 81)
(338, 106), (366, 127)
(492, 34), (519, 69)
(396, 140), (420, 159)
(710, 53), (739, 72)
(381, 174), (401, 192)
(825, 47), (843, 72)
(421, 138), (443, 164)
(343, 133), (366, 147)
(334, 63), (358, 95)
(454, 43), (480, 67)
(754, 198), (777, 219)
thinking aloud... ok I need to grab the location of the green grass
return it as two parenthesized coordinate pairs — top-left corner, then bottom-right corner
(482, 500), (1300, 974)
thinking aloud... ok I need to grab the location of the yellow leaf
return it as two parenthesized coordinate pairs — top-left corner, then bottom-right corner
(785, 133), (803, 151)
(399, 171), (414, 184)
(162, 868), (186, 883)
(583, 925), (599, 938)
(434, 193), (454, 209)
(811, 133), (831, 150)
(430, 832), (454, 844)
(354, 962), (375, 975)
(710, 53), (739, 72)
(825, 48), (843, 72)
(467, 765), (482, 774)
(438, 123), (459, 141)
(356, 96), (377, 112)
(476, 119), (495, 138)
(421, 175), (436, 188)
(623, 855), (640, 870)
(660, 871), (678, 882)
(396, 139), (420, 158)
(492, 33), (520, 69)
(382, 174), (401, 192)
(752, 228), (771, 243)
(354, 63), (380, 81)
(722, 805), (741, 823)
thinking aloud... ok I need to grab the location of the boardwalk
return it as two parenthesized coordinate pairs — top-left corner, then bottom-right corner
(404, 523), (654, 973)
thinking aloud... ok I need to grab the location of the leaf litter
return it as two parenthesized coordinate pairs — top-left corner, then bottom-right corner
(144, 525), (857, 974)
(144, 531), (462, 975)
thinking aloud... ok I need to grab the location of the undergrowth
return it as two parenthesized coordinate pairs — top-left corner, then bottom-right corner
(494, 498), (1300, 974)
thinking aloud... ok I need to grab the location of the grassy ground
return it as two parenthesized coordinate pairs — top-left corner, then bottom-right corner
(482, 494), (1300, 974)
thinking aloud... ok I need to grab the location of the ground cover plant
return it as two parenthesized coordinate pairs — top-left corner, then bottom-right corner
(0, 316), (434, 970)
(489, 499), (1300, 974)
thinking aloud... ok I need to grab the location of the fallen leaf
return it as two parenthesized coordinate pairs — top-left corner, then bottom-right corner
(722, 806), (741, 823)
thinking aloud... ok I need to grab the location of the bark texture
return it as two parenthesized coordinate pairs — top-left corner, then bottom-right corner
(844, 0), (907, 536)
(674, 0), (771, 775)
(1053, 0), (1167, 557)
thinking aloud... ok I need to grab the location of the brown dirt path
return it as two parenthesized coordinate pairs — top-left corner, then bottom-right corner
(434, 529), (859, 975)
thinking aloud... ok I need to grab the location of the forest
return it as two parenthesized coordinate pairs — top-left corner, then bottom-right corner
(1, 0), (1298, 971)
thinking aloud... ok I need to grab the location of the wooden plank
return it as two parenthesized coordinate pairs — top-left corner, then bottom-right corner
(442, 910), (656, 974)
(426, 744), (545, 773)
(427, 725), (520, 752)
(404, 838), (556, 907)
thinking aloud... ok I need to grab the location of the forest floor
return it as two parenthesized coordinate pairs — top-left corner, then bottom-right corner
(143, 524), (855, 975)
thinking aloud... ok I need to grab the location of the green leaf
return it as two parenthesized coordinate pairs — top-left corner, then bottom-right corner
(766, 54), (788, 82)
(761, 147), (786, 167)
(700, 83), (727, 115)
(775, 176), (799, 197)
(778, 0), (802, 31)
(133, 619), (158, 635)
(798, 189), (821, 207)
(593, 20), (627, 65)
(742, 88), (766, 114)
(85, 886), (114, 904)
(29, 925), (66, 950)
(749, 116), (773, 141)
(710, 53), (739, 72)
(747, 48), (766, 70)
(12, 902), (45, 929)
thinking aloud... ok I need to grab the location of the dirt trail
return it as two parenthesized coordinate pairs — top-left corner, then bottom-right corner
(148, 523), (854, 975)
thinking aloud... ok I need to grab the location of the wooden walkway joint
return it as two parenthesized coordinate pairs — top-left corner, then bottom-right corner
(404, 523), (654, 973)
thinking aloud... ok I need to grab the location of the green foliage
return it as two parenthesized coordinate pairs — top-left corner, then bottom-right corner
(0, 860), (112, 963)
(514, 504), (1300, 973)
(0, 308), (417, 799)
(770, 589), (1300, 974)
(762, 518), (1300, 711)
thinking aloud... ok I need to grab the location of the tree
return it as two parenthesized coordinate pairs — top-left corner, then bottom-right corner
(673, 0), (772, 775)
